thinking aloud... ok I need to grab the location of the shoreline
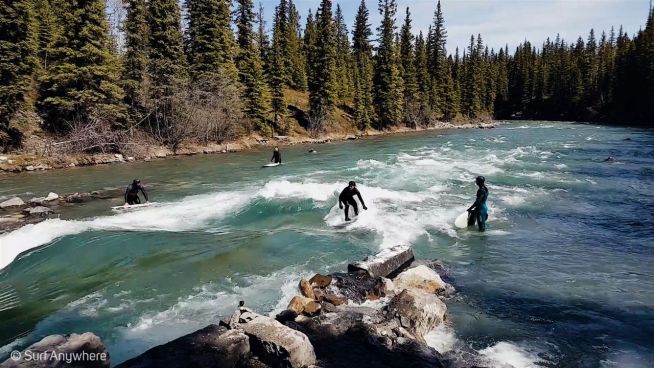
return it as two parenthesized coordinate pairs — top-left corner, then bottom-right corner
(0, 121), (497, 175)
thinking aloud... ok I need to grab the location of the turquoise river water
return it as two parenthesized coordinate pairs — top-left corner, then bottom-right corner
(0, 121), (653, 367)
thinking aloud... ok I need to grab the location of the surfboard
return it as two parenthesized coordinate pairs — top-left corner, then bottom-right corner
(454, 211), (470, 229)
(262, 162), (281, 168)
(333, 216), (359, 229)
(111, 202), (157, 211)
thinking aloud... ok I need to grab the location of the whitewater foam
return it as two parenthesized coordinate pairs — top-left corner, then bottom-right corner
(479, 341), (543, 368)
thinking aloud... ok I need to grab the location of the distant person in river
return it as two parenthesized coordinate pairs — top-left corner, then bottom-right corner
(467, 176), (489, 232)
(271, 147), (282, 164)
(124, 179), (148, 206)
(339, 181), (368, 221)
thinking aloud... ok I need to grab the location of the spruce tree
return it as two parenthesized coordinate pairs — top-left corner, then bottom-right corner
(414, 31), (431, 125)
(334, 4), (353, 101)
(428, 0), (448, 116)
(235, 0), (271, 129)
(399, 7), (417, 125)
(255, 2), (272, 76)
(0, 0), (38, 136)
(38, 0), (124, 130)
(185, 0), (238, 81)
(374, 0), (404, 127)
(352, 0), (375, 129)
(309, 0), (338, 119)
(147, 0), (188, 100)
(287, 1), (307, 90)
(121, 0), (148, 113)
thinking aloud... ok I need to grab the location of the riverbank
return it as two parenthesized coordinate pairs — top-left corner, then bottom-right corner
(0, 121), (497, 174)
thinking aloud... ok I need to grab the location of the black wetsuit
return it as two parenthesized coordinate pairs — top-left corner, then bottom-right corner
(271, 151), (282, 164)
(339, 187), (365, 220)
(125, 184), (148, 205)
(468, 186), (489, 231)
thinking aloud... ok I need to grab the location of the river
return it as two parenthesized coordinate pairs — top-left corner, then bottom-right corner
(1, 121), (653, 367)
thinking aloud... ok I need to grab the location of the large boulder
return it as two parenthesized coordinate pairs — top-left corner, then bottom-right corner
(116, 325), (249, 368)
(3, 332), (109, 368)
(386, 289), (447, 340)
(308, 274), (332, 288)
(0, 197), (25, 209)
(348, 245), (414, 278)
(239, 314), (316, 368)
(391, 265), (446, 294)
(298, 278), (315, 300)
(287, 296), (321, 316)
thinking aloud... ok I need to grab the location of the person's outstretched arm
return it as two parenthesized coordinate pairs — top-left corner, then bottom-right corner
(124, 186), (129, 204)
(140, 186), (149, 202)
(355, 189), (368, 210)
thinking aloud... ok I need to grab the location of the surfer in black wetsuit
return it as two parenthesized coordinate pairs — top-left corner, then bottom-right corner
(124, 179), (148, 205)
(467, 176), (489, 232)
(339, 181), (368, 221)
(271, 147), (282, 164)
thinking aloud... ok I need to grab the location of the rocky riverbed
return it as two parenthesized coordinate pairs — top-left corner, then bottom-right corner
(0, 189), (120, 234)
(2, 245), (496, 368)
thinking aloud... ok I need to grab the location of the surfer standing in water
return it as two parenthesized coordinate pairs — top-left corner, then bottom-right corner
(124, 179), (148, 206)
(271, 147), (282, 164)
(467, 176), (489, 232)
(339, 181), (368, 221)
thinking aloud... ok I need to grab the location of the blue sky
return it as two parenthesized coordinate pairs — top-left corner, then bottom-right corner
(257, 0), (651, 52)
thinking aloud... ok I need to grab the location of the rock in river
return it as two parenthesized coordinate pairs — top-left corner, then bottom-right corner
(348, 245), (414, 278)
(3, 332), (109, 368)
(116, 325), (250, 368)
(391, 265), (446, 294)
(0, 197), (25, 209)
(386, 289), (447, 340)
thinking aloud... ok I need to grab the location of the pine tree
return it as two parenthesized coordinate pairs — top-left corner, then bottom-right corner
(147, 0), (188, 100)
(304, 9), (318, 99)
(334, 4), (353, 101)
(185, 0), (238, 81)
(235, 0), (271, 129)
(269, 0), (288, 129)
(38, 0), (124, 130)
(121, 0), (148, 113)
(352, 0), (375, 129)
(374, 0), (404, 127)
(286, 1), (307, 90)
(33, 0), (59, 74)
(428, 0), (448, 116)
(399, 7), (417, 125)
(309, 0), (338, 119)
(1, 0), (38, 136)
(414, 31), (431, 125)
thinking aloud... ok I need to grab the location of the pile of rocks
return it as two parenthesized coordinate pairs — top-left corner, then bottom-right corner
(3, 246), (456, 368)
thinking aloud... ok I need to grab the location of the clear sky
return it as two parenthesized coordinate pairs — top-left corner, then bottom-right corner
(257, 0), (652, 53)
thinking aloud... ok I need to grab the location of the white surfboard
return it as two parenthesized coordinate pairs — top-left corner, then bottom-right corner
(454, 211), (470, 229)
(262, 162), (281, 168)
(112, 202), (157, 211)
(333, 216), (359, 229)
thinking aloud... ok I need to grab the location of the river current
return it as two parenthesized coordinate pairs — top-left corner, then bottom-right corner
(1, 121), (653, 367)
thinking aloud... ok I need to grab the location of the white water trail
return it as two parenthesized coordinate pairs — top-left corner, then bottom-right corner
(0, 191), (251, 270)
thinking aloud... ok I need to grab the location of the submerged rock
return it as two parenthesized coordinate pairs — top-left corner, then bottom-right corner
(348, 245), (414, 278)
(116, 325), (250, 368)
(0, 197), (25, 209)
(3, 332), (109, 368)
(23, 206), (54, 217)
